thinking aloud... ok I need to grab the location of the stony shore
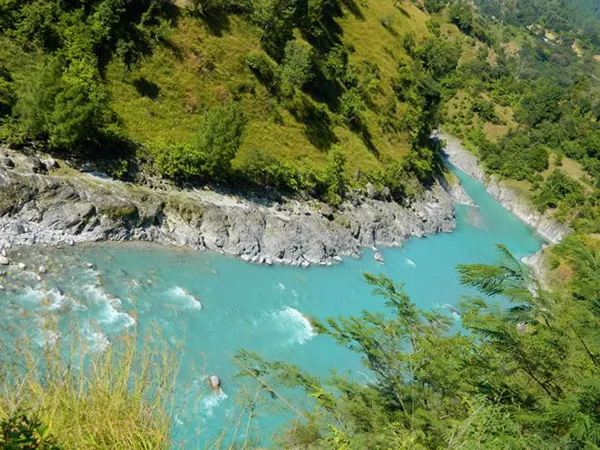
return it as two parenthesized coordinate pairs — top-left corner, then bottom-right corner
(0, 147), (472, 266)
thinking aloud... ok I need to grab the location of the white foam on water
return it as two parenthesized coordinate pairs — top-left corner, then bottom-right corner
(81, 325), (110, 353)
(270, 307), (316, 345)
(166, 287), (202, 311)
(405, 257), (417, 268)
(201, 389), (228, 418)
(83, 285), (136, 330)
(443, 303), (461, 320)
(33, 317), (60, 347)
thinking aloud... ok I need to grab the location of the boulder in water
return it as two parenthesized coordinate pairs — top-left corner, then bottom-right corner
(208, 375), (221, 390)
(374, 252), (384, 263)
(0, 256), (9, 266)
(38, 265), (47, 274)
(17, 262), (26, 270)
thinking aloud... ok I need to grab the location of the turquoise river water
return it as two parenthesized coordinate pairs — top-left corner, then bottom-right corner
(0, 167), (544, 447)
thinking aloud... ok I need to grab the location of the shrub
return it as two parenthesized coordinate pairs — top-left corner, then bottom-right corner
(424, 0), (446, 13)
(280, 40), (314, 94)
(152, 141), (207, 180)
(246, 53), (279, 92)
(339, 88), (365, 130)
(238, 148), (318, 193)
(324, 145), (346, 206)
(534, 169), (585, 212)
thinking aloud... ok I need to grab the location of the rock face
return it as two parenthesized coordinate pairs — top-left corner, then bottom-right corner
(438, 132), (570, 243)
(0, 147), (464, 266)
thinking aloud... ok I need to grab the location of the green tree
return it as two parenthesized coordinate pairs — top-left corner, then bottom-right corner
(534, 169), (585, 212)
(15, 58), (108, 150)
(236, 243), (600, 448)
(0, 67), (15, 118)
(324, 145), (346, 205)
(517, 81), (563, 127)
(280, 40), (314, 94)
(448, 1), (474, 33)
(197, 102), (247, 180)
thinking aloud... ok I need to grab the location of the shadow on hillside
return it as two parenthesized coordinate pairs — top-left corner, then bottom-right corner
(360, 125), (379, 157)
(304, 66), (343, 112)
(286, 95), (338, 151)
(133, 77), (160, 100)
(201, 11), (231, 36)
(341, 0), (365, 20)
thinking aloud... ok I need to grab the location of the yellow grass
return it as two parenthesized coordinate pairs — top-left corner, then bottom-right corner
(0, 328), (185, 449)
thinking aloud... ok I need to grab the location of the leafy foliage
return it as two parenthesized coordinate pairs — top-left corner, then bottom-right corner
(236, 244), (600, 448)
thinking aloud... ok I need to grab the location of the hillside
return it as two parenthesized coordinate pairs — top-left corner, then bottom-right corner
(1, 1), (599, 227)
(0, 0), (481, 208)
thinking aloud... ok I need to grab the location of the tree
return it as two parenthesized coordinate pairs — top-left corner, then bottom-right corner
(424, 0), (446, 13)
(235, 244), (600, 448)
(197, 102), (247, 180)
(280, 40), (314, 94)
(324, 145), (346, 205)
(448, 1), (474, 33)
(534, 169), (585, 212)
(517, 81), (563, 127)
(15, 58), (108, 150)
(339, 88), (365, 130)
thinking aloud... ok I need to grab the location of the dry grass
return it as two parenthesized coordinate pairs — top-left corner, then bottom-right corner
(0, 328), (184, 449)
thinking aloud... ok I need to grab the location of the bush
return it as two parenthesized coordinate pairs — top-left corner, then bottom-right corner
(324, 145), (346, 205)
(280, 40), (314, 94)
(246, 53), (279, 92)
(152, 141), (207, 180)
(471, 97), (500, 124)
(238, 148), (319, 193)
(534, 169), (585, 212)
(339, 88), (365, 130)
(1, 411), (62, 449)
(424, 0), (446, 13)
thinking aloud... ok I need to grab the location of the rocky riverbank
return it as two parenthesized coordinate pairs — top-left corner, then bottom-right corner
(0, 147), (470, 266)
(438, 132), (571, 244)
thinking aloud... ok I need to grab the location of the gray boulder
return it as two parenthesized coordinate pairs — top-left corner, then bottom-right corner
(42, 158), (58, 171)
(365, 183), (377, 199)
(28, 157), (43, 173)
(2, 157), (14, 168)
(208, 375), (221, 390)
(0, 256), (9, 265)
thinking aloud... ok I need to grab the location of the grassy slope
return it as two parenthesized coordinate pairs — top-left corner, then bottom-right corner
(106, 2), (434, 180)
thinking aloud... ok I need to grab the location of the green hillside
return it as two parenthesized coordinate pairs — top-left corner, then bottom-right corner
(1, 0), (600, 222)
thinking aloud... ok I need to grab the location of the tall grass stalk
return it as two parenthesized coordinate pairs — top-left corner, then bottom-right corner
(0, 325), (184, 449)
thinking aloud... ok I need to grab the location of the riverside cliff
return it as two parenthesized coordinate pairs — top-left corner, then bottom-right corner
(0, 147), (469, 266)
(438, 133), (571, 244)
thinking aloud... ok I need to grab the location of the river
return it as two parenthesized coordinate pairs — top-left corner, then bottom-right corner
(0, 165), (544, 447)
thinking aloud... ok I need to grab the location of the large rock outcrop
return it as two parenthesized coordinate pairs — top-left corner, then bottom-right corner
(0, 148), (463, 265)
